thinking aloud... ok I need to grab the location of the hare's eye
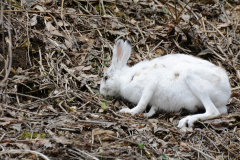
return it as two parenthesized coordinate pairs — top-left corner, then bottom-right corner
(104, 76), (108, 81)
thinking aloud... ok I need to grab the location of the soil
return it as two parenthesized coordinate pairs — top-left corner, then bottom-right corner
(0, 0), (240, 159)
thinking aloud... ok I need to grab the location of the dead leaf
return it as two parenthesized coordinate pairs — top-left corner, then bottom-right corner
(182, 14), (190, 23)
(50, 30), (64, 37)
(0, 121), (11, 126)
(40, 0), (53, 5)
(106, 28), (130, 36)
(180, 142), (188, 147)
(65, 39), (73, 49)
(111, 22), (124, 30)
(130, 19), (137, 25)
(9, 124), (22, 132)
(217, 23), (231, 29)
(45, 22), (56, 31)
(92, 128), (117, 143)
(44, 141), (52, 148)
(198, 49), (212, 56)
(29, 14), (38, 26)
(204, 119), (229, 130)
(33, 5), (46, 11)
(154, 126), (169, 133)
(72, 66), (85, 71)
(56, 20), (69, 27)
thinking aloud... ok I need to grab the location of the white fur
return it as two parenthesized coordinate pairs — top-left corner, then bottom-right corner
(100, 39), (231, 128)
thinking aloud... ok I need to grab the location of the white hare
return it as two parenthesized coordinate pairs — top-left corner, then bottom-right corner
(100, 39), (231, 128)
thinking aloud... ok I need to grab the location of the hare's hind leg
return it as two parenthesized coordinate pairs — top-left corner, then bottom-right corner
(178, 74), (221, 128)
(217, 106), (227, 114)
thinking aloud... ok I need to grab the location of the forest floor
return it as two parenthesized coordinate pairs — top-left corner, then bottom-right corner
(1, 0), (240, 159)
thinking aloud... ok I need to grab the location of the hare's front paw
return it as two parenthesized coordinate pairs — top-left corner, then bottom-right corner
(177, 116), (198, 128)
(119, 108), (136, 116)
(143, 113), (149, 117)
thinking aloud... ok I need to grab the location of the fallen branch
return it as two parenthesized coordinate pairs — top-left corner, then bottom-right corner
(0, 149), (50, 160)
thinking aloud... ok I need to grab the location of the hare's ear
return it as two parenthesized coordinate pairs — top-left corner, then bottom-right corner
(112, 39), (131, 69)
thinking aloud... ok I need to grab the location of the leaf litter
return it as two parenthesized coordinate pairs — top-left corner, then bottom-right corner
(0, 0), (240, 159)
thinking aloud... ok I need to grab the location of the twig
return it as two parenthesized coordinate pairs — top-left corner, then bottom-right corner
(100, 0), (106, 15)
(205, 44), (225, 61)
(72, 147), (99, 160)
(1, 1), (5, 62)
(58, 101), (69, 114)
(108, 108), (125, 118)
(173, 39), (191, 53)
(231, 86), (240, 91)
(136, 22), (144, 40)
(106, 133), (138, 145)
(0, 0), (12, 87)
(149, 40), (163, 54)
(0, 133), (5, 141)
(196, 12), (226, 39)
(0, 149), (50, 160)
(61, 63), (95, 95)
(0, 103), (56, 116)
(200, 122), (236, 156)
(3, 10), (114, 17)
(187, 144), (216, 160)
(0, 144), (4, 152)
(26, 12), (32, 66)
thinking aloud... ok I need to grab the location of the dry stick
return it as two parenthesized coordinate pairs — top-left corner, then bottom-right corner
(3, 10), (114, 17)
(77, 120), (116, 125)
(231, 86), (240, 91)
(0, 103), (55, 116)
(178, 1), (224, 39)
(149, 40), (164, 55)
(204, 135), (220, 153)
(100, 0), (106, 15)
(74, 0), (93, 15)
(136, 22), (144, 40)
(0, 144), (4, 152)
(108, 108), (125, 118)
(233, 18), (239, 40)
(69, 148), (98, 160)
(205, 44), (225, 61)
(1, 0), (4, 62)
(62, 64), (94, 95)
(0, 133), (5, 141)
(1, 92), (42, 101)
(187, 144), (216, 160)
(200, 122), (236, 156)
(38, 49), (45, 76)
(233, 50), (240, 80)
(26, 12), (32, 66)
(100, 134), (137, 149)
(0, 150), (50, 160)
(106, 134), (138, 145)
(199, 16), (225, 39)
(216, 45), (230, 61)
(61, 0), (64, 19)
(0, 1), (12, 87)
(176, 0), (198, 20)
(58, 101), (69, 114)
(47, 13), (73, 49)
(173, 39), (191, 53)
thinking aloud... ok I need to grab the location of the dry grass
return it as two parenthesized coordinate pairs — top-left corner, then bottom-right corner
(0, 0), (240, 159)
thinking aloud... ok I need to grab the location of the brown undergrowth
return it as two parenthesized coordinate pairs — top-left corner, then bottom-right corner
(0, 0), (240, 159)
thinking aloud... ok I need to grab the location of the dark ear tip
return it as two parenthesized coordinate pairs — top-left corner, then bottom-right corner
(126, 39), (131, 46)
